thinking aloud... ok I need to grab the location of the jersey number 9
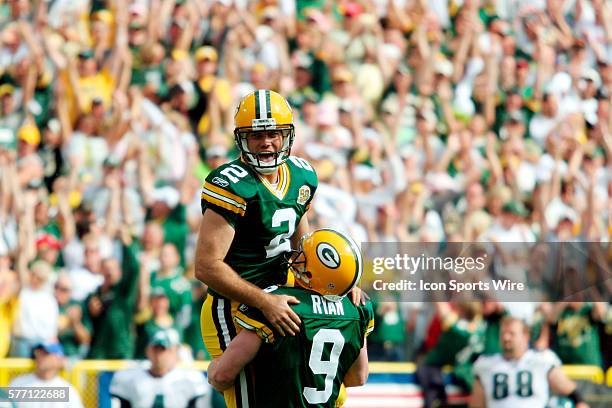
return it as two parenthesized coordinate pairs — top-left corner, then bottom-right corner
(303, 329), (346, 404)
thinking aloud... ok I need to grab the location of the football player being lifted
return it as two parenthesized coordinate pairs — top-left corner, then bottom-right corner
(196, 90), (365, 408)
(208, 229), (374, 408)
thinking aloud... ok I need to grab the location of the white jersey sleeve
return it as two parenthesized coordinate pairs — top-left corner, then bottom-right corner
(535, 349), (561, 372)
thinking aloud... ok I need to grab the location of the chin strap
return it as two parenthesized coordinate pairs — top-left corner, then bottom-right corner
(254, 165), (278, 175)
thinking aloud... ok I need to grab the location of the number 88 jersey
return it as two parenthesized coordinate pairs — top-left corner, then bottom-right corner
(473, 349), (562, 408)
(201, 156), (318, 296)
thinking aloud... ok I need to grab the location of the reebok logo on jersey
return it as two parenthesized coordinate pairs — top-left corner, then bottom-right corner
(297, 185), (311, 205)
(316, 243), (341, 269)
(212, 177), (229, 187)
(238, 304), (248, 312)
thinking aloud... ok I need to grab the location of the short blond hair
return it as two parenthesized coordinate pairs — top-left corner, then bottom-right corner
(501, 315), (530, 335)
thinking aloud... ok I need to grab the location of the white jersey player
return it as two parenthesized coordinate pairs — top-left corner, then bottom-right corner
(470, 317), (589, 408)
(110, 329), (211, 408)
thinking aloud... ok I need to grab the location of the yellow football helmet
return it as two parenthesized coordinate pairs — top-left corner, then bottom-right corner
(289, 229), (363, 302)
(234, 89), (295, 174)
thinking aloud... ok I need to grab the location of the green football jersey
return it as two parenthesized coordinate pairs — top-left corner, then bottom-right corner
(150, 270), (192, 331)
(234, 286), (374, 408)
(424, 317), (486, 367)
(201, 157), (318, 296)
(555, 304), (603, 366)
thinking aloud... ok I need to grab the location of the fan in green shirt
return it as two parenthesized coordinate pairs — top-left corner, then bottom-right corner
(553, 302), (607, 367)
(134, 287), (181, 359)
(85, 238), (141, 359)
(149, 243), (192, 334)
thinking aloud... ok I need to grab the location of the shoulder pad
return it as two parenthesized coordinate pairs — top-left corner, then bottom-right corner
(534, 349), (561, 368)
(287, 156), (318, 185)
(473, 354), (498, 376)
(110, 368), (142, 398)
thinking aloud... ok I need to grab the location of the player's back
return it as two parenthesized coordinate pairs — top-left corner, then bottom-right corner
(473, 349), (562, 408)
(234, 286), (373, 408)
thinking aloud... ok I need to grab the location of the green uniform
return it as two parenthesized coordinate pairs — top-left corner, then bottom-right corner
(234, 286), (374, 408)
(145, 204), (189, 267)
(150, 269), (192, 331)
(482, 311), (506, 355)
(424, 318), (486, 367)
(424, 317), (485, 392)
(200, 157), (318, 296)
(554, 304), (603, 366)
(86, 241), (140, 359)
(58, 300), (89, 357)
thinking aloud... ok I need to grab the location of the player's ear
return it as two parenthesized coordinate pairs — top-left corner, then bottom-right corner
(145, 346), (153, 361)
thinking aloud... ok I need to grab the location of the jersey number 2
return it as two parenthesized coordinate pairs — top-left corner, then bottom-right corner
(265, 208), (297, 258)
(303, 329), (345, 404)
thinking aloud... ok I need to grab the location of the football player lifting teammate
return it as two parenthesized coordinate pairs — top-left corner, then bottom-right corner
(195, 90), (365, 408)
(208, 229), (374, 408)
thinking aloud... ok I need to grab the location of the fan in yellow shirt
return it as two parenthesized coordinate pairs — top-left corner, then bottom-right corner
(0, 266), (19, 358)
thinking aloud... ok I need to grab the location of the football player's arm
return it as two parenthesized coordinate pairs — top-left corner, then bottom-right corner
(208, 329), (262, 392)
(195, 210), (301, 335)
(291, 211), (310, 250)
(548, 367), (589, 408)
(343, 340), (369, 387)
(469, 378), (486, 408)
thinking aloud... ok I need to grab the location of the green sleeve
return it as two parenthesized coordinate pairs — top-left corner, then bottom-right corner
(118, 241), (141, 304)
(176, 282), (193, 331)
(200, 166), (249, 228)
(359, 301), (375, 339)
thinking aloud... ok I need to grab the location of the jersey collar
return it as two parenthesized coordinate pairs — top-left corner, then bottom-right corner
(256, 162), (290, 200)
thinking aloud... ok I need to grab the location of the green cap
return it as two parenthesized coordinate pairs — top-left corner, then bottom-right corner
(502, 200), (528, 217)
(148, 329), (180, 348)
(78, 49), (94, 59)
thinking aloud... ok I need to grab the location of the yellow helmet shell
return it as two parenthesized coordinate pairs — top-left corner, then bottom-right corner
(235, 89), (293, 129)
(295, 229), (363, 301)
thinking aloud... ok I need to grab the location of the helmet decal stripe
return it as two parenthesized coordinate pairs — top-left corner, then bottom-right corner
(254, 90), (261, 119)
(257, 90), (267, 120)
(265, 90), (272, 118)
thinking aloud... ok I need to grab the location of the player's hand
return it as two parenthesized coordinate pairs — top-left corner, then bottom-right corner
(349, 287), (369, 306)
(261, 294), (301, 336)
(575, 403), (589, 408)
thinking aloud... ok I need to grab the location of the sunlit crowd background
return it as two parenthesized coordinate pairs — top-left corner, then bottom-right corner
(0, 0), (609, 397)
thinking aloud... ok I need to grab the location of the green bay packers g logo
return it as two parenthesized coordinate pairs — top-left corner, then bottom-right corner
(316, 243), (340, 269)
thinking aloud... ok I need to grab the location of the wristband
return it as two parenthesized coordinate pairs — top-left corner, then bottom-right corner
(568, 389), (583, 405)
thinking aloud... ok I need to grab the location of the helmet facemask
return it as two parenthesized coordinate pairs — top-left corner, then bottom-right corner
(234, 123), (295, 175)
(286, 233), (352, 303)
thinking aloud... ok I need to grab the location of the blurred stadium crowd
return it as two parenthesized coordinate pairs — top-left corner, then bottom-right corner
(0, 0), (610, 392)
